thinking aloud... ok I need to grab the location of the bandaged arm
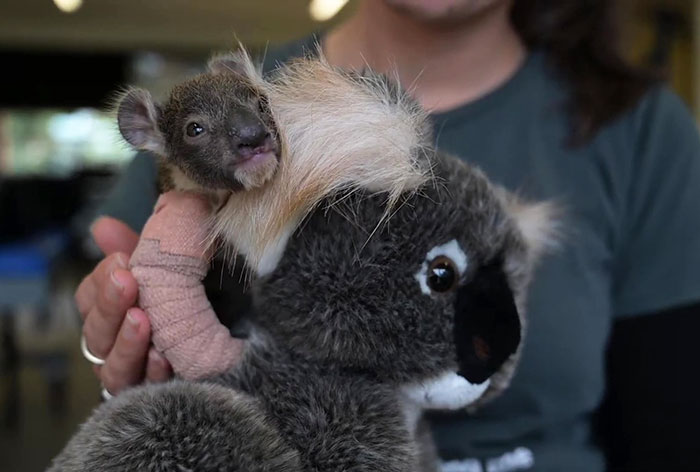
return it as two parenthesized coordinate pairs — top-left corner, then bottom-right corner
(129, 191), (244, 380)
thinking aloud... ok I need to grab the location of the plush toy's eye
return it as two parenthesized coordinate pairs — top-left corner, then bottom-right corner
(415, 239), (469, 296)
(186, 122), (205, 137)
(427, 256), (459, 293)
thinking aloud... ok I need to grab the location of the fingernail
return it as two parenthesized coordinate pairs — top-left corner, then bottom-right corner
(123, 310), (140, 340)
(107, 271), (126, 303)
(149, 349), (165, 366)
(110, 270), (125, 290)
(114, 253), (128, 269)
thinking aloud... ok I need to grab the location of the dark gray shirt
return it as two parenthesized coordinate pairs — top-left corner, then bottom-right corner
(103, 42), (700, 471)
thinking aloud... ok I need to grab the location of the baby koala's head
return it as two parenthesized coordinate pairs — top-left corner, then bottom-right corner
(117, 51), (280, 191)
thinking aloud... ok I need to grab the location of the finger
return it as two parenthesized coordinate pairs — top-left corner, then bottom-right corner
(100, 308), (151, 394)
(75, 275), (97, 320)
(145, 348), (173, 384)
(82, 265), (138, 357)
(91, 216), (140, 256)
(74, 252), (129, 319)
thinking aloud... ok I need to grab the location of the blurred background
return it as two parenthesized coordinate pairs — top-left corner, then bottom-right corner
(0, 0), (696, 470)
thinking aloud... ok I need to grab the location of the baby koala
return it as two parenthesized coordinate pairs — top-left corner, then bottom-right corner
(117, 52), (280, 194)
(111, 51), (282, 379)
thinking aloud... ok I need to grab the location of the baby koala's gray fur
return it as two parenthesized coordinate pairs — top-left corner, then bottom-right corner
(50, 55), (552, 472)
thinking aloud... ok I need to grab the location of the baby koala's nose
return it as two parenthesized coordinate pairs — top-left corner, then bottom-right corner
(228, 109), (275, 159)
(237, 123), (270, 150)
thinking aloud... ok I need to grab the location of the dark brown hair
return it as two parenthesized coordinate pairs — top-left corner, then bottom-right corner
(511, 0), (659, 145)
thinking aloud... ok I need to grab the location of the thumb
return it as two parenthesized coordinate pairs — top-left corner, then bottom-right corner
(91, 216), (140, 256)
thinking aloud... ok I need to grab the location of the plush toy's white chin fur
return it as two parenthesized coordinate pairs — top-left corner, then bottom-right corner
(402, 371), (490, 410)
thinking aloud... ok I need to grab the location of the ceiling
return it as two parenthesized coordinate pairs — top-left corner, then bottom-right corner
(0, 0), (692, 55)
(0, 0), (355, 54)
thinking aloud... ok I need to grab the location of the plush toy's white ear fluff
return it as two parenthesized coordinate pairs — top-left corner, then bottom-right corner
(116, 88), (164, 154)
(501, 192), (560, 262)
(513, 201), (559, 261)
(211, 54), (430, 276)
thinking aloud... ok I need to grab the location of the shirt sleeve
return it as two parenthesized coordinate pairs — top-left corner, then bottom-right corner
(98, 151), (159, 233)
(599, 302), (700, 468)
(613, 87), (700, 317)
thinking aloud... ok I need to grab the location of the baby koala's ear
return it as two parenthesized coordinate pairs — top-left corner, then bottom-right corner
(207, 50), (261, 81)
(116, 88), (165, 155)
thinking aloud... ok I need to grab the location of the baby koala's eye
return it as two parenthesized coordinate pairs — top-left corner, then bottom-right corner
(427, 256), (458, 293)
(414, 239), (469, 296)
(186, 122), (205, 137)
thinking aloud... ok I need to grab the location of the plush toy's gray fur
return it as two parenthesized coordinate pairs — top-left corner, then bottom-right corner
(50, 381), (301, 471)
(50, 56), (551, 472)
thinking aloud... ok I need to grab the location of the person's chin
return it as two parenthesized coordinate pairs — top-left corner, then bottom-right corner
(381, 0), (505, 23)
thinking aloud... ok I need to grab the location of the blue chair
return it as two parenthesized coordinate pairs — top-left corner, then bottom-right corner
(0, 230), (68, 427)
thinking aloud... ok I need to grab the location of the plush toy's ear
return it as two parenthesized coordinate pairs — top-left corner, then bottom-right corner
(509, 200), (559, 262)
(207, 50), (260, 80)
(496, 188), (559, 263)
(116, 88), (165, 155)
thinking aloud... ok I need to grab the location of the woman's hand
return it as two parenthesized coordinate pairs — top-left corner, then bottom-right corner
(75, 216), (172, 395)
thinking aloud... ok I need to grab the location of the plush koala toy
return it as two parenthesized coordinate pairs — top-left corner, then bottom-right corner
(50, 53), (553, 472)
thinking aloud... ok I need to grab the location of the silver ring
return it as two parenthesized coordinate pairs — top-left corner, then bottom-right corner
(101, 385), (115, 401)
(80, 334), (106, 366)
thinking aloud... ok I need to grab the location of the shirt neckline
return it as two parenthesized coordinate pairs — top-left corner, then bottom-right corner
(431, 51), (542, 128)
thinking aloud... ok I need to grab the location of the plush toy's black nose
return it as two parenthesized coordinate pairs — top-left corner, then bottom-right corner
(453, 257), (521, 385)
